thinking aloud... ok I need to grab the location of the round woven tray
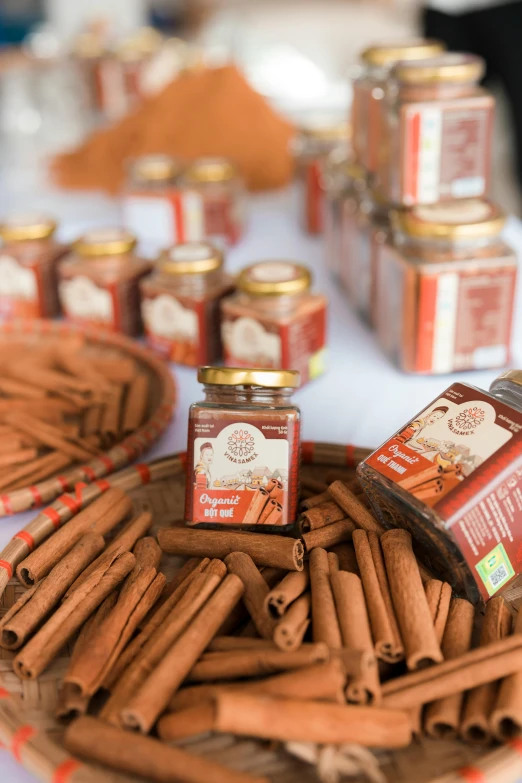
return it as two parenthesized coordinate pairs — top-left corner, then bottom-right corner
(0, 449), (511, 783)
(0, 320), (176, 516)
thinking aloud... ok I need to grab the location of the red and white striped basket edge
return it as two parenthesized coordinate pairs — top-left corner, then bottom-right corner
(0, 320), (177, 517)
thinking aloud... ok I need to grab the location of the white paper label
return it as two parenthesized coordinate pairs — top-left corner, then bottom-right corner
(0, 255), (37, 300)
(59, 276), (114, 324)
(142, 294), (198, 341)
(222, 316), (282, 367)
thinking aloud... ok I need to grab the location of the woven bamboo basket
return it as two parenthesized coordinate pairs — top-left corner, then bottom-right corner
(0, 320), (176, 516)
(0, 448), (520, 783)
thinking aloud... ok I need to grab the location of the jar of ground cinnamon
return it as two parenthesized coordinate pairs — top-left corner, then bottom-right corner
(324, 155), (366, 276)
(359, 370), (522, 603)
(339, 187), (391, 324)
(0, 214), (66, 320)
(140, 241), (234, 366)
(294, 120), (350, 234)
(378, 53), (494, 205)
(221, 261), (328, 386)
(181, 157), (245, 246)
(374, 199), (517, 373)
(352, 39), (444, 174)
(185, 366), (301, 530)
(58, 228), (151, 336)
(122, 155), (186, 250)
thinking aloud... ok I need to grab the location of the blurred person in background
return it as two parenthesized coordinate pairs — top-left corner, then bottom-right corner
(423, 0), (522, 197)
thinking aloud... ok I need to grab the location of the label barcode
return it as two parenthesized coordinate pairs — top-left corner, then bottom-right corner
(489, 563), (509, 589)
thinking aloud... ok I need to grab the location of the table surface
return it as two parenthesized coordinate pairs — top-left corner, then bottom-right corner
(0, 185), (521, 781)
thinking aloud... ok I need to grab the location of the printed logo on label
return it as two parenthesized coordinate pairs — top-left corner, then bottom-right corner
(451, 407), (486, 434)
(226, 429), (257, 462)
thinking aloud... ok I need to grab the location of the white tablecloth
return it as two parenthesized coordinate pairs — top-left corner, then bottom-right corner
(0, 186), (521, 781)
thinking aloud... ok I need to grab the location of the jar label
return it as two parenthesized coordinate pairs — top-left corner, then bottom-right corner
(59, 275), (116, 328)
(401, 98), (493, 205)
(364, 382), (522, 599)
(142, 292), (202, 366)
(185, 417), (299, 526)
(374, 243), (516, 373)
(221, 302), (327, 386)
(122, 191), (205, 248)
(0, 255), (40, 318)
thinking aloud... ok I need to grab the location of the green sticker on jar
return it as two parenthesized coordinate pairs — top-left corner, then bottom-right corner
(475, 543), (515, 596)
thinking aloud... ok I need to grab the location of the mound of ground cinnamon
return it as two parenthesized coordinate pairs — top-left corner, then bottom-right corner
(53, 65), (295, 193)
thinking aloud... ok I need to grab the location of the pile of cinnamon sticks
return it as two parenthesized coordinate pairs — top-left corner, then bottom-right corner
(0, 336), (150, 493)
(2, 474), (522, 783)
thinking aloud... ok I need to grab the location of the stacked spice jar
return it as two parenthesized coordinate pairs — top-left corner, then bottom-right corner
(323, 41), (518, 374)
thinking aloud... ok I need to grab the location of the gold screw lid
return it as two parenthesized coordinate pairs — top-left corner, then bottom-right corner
(299, 119), (350, 143)
(74, 228), (137, 257)
(129, 154), (182, 184)
(238, 261), (312, 297)
(492, 370), (522, 388)
(198, 366), (300, 389)
(184, 157), (237, 184)
(393, 200), (505, 240)
(361, 39), (444, 67)
(0, 214), (57, 242)
(394, 53), (485, 84)
(159, 242), (223, 275)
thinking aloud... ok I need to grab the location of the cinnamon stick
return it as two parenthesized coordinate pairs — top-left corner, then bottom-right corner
(273, 593), (311, 651)
(0, 533), (104, 650)
(331, 570), (380, 705)
(299, 500), (345, 532)
(157, 702), (215, 740)
(3, 411), (96, 461)
(133, 536), (162, 571)
(329, 542), (359, 573)
(265, 568), (309, 619)
(424, 598), (475, 738)
(121, 573), (244, 733)
(381, 528), (442, 669)
(302, 490), (330, 510)
(213, 692), (411, 747)
(461, 596), (512, 743)
(158, 527), (304, 571)
(224, 552), (275, 639)
(13, 549), (136, 679)
(122, 373), (149, 434)
(0, 451), (72, 493)
(301, 518), (356, 552)
(208, 636), (276, 652)
(64, 716), (269, 783)
(0, 448), (38, 468)
(328, 481), (384, 534)
(490, 601), (522, 741)
(352, 529), (403, 663)
(188, 643), (329, 682)
(424, 579), (452, 643)
(309, 547), (342, 649)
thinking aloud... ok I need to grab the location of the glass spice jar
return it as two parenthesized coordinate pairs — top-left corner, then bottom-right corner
(140, 241), (234, 366)
(352, 39), (444, 175)
(121, 155), (187, 250)
(180, 157), (245, 246)
(185, 366), (301, 530)
(373, 199), (517, 374)
(0, 214), (66, 320)
(58, 228), (151, 336)
(294, 120), (350, 235)
(358, 370), (522, 604)
(323, 155), (366, 276)
(339, 187), (392, 324)
(377, 53), (494, 205)
(221, 261), (328, 386)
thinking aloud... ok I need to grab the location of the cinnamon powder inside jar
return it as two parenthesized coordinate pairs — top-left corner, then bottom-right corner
(141, 241), (234, 366)
(58, 228), (152, 336)
(221, 261), (328, 386)
(185, 366), (301, 531)
(0, 214), (66, 320)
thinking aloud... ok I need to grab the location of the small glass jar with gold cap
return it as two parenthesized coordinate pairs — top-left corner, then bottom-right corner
(358, 369), (522, 603)
(185, 365), (301, 530)
(180, 157), (245, 245)
(140, 241), (234, 366)
(122, 155), (185, 250)
(378, 53), (494, 205)
(373, 199), (517, 374)
(221, 261), (327, 386)
(323, 154), (367, 276)
(352, 39), (444, 175)
(0, 214), (66, 319)
(293, 118), (350, 235)
(58, 228), (151, 336)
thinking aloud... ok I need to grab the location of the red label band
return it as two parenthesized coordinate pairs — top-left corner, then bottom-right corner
(134, 464), (151, 484)
(0, 496), (13, 515)
(508, 738), (522, 757)
(11, 725), (37, 763)
(346, 444), (356, 468)
(43, 507), (62, 529)
(53, 758), (82, 783)
(60, 495), (81, 514)
(29, 485), (42, 507)
(56, 476), (69, 492)
(81, 466), (97, 481)
(0, 560), (13, 579)
(0, 688), (9, 699)
(457, 766), (486, 783)
(13, 531), (35, 552)
(99, 456), (115, 472)
(95, 480), (111, 492)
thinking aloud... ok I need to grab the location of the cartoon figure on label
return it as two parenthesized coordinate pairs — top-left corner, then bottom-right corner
(396, 406), (449, 451)
(413, 438), (482, 477)
(194, 442), (213, 489)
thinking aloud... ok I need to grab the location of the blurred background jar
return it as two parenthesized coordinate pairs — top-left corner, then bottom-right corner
(293, 117), (349, 235)
(373, 199), (517, 374)
(121, 154), (184, 252)
(377, 53), (494, 206)
(0, 213), (66, 319)
(221, 260), (328, 386)
(352, 39), (444, 177)
(58, 228), (151, 336)
(323, 155), (366, 277)
(141, 240), (234, 366)
(180, 157), (245, 246)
